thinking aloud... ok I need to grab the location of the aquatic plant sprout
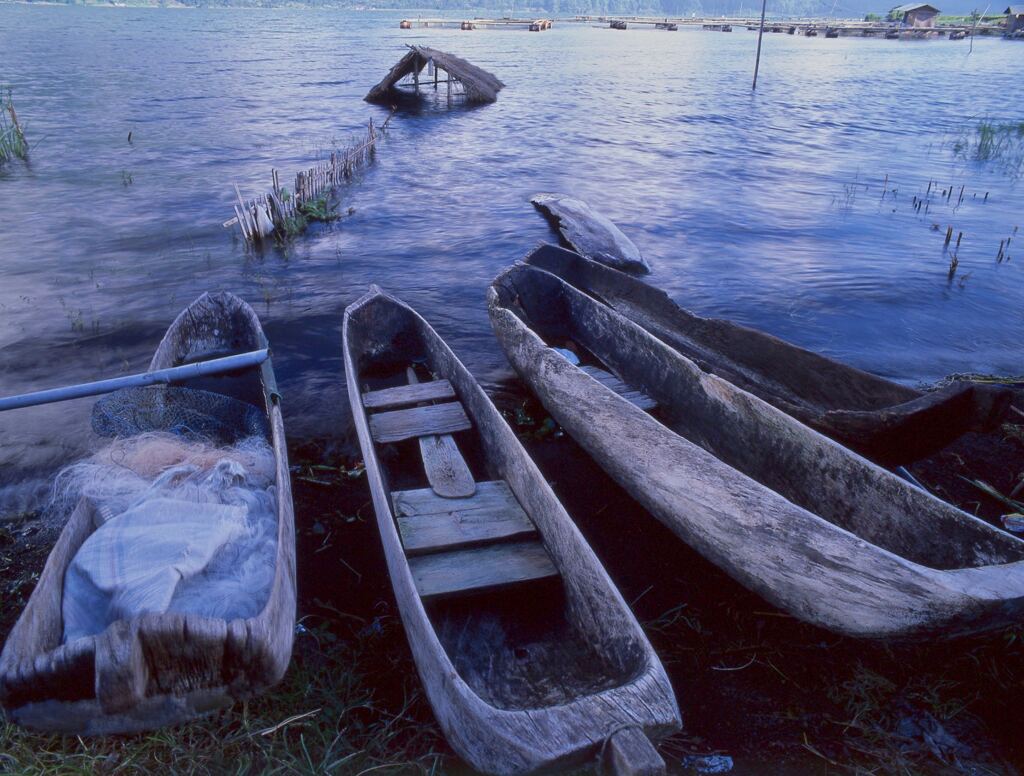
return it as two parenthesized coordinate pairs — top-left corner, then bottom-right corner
(953, 119), (1024, 177)
(0, 87), (28, 165)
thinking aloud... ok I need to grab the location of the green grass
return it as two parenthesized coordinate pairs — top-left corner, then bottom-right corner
(953, 119), (1024, 177)
(0, 87), (29, 165)
(0, 621), (449, 776)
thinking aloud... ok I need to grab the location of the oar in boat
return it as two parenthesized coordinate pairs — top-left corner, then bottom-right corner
(522, 243), (1012, 466)
(0, 349), (269, 412)
(0, 292), (296, 735)
(344, 285), (679, 774)
(488, 263), (1024, 640)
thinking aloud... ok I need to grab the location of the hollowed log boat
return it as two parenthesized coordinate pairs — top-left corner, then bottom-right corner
(0, 292), (296, 733)
(343, 286), (679, 775)
(488, 262), (1024, 639)
(523, 244), (1011, 466)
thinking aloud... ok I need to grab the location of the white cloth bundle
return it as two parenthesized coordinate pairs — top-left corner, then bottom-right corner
(59, 434), (278, 644)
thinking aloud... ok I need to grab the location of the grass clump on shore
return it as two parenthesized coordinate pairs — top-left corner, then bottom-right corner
(953, 119), (1024, 177)
(0, 87), (29, 165)
(0, 619), (448, 776)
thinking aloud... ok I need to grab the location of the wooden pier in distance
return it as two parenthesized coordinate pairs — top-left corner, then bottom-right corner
(569, 14), (1002, 36)
(400, 17), (553, 31)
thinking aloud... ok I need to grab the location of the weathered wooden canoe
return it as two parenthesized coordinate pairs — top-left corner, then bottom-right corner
(0, 292), (296, 734)
(488, 263), (1024, 639)
(344, 286), (679, 774)
(523, 244), (1011, 465)
(531, 195), (652, 274)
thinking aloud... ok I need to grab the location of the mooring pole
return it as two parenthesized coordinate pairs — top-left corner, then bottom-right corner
(752, 0), (768, 89)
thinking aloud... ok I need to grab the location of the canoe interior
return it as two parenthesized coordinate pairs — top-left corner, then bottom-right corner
(347, 297), (645, 711)
(0, 292), (294, 732)
(524, 244), (915, 414)
(523, 245), (1012, 466)
(493, 264), (1024, 573)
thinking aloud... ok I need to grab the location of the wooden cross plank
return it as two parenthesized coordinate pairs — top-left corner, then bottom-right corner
(397, 483), (536, 555)
(407, 540), (558, 599)
(392, 480), (517, 517)
(368, 401), (471, 444)
(362, 379), (456, 410)
(579, 364), (658, 411)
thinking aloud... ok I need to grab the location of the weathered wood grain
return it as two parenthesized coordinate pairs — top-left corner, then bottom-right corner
(604, 727), (667, 775)
(579, 365), (657, 411)
(525, 244), (1012, 465)
(404, 368), (475, 499)
(362, 379), (455, 409)
(0, 292), (296, 734)
(397, 498), (537, 554)
(393, 479), (518, 517)
(343, 286), (679, 774)
(417, 434), (476, 498)
(488, 262), (1024, 639)
(408, 541), (558, 599)
(368, 401), (472, 444)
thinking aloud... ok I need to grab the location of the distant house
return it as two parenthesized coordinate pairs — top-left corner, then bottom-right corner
(890, 3), (941, 26)
(1006, 5), (1024, 33)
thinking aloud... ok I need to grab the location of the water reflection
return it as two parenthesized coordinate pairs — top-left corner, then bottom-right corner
(0, 7), (1020, 490)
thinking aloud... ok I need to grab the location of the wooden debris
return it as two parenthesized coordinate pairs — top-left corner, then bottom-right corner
(227, 114), (392, 245)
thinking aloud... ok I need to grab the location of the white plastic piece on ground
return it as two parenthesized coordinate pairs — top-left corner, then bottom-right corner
(531, 193), (652, 274)
(58, 433), (279, 643)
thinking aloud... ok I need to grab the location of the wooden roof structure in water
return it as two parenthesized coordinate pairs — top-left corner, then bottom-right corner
(365, 45), (504, 105)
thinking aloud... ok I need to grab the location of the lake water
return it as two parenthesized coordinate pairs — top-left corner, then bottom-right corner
(0, 5), (1021, 493)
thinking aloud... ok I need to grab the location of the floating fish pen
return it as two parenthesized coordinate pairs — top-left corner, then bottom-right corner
(365, 45), (504, 106)
(609, 19), (628, 28)
(226, 115), (391, 246)
(399, 17), (550, 30)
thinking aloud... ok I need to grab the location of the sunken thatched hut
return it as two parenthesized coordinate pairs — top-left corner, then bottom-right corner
(365, 45), (505, 105)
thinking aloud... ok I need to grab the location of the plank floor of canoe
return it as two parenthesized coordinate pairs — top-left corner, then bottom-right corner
(364, 378), (558, 600)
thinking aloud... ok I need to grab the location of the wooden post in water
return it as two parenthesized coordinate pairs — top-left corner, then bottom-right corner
(752, 0), (768, 89)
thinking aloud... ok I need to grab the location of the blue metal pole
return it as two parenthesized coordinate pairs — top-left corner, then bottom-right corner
(0, 349), (270, 413)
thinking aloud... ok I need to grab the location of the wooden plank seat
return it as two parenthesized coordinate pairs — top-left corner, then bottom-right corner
(368, 401), (472, 444)
(362, 378), (456, 410)
(407, 540), (559, 599)
(394, 480), (537, 555)
(393, 481), (558, 597)
(579, 364), (657, 411)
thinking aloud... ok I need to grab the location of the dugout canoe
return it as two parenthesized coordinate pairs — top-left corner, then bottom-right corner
(523, 244), (1011, 466)
(0, 292), (296, 734)
(343, 286), (679, 775)
(488, 263), (1024, 639)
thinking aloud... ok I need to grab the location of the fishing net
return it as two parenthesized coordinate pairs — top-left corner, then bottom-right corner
(92, 385), (269, 442)
(57, 385), (278, 644)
